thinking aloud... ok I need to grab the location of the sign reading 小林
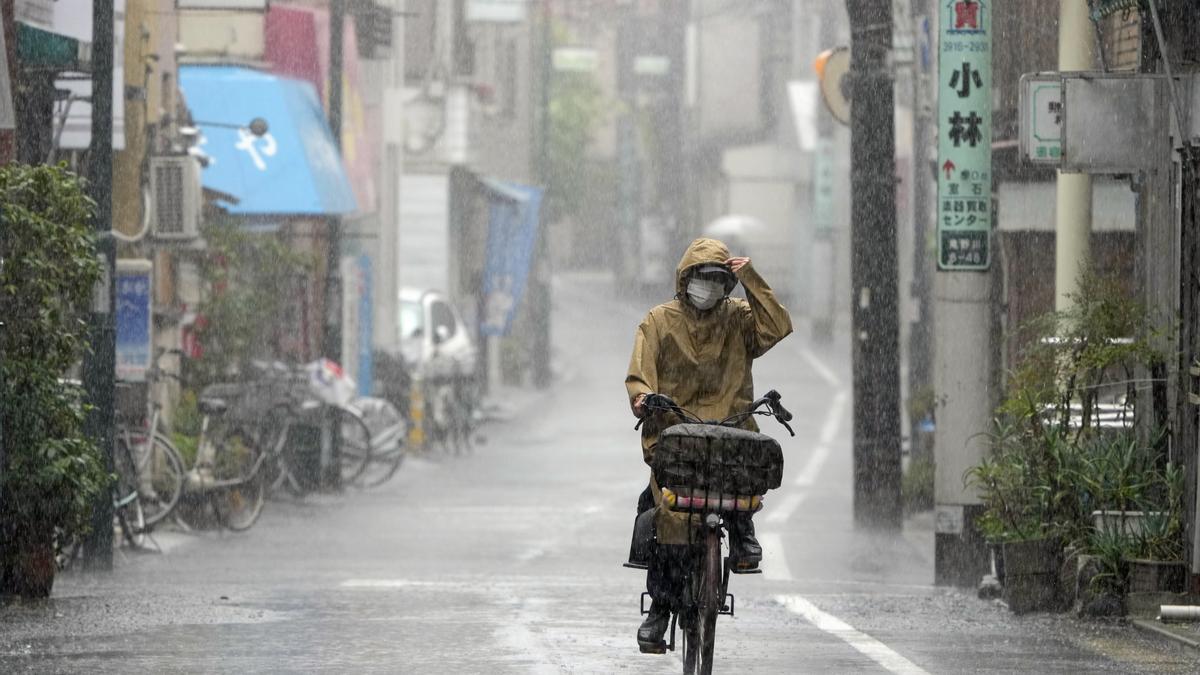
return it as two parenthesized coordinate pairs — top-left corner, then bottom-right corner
(937, 0), (992, 271)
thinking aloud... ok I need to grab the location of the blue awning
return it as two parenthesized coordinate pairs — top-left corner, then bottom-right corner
(179, 66), (356, 216)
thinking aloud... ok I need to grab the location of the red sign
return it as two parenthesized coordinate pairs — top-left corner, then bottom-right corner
(954, 1), (980, 30)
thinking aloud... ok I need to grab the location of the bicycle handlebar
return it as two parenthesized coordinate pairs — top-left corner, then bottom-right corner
(635, 390), (795, 437)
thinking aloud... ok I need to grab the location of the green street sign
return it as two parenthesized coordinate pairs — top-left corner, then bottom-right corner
(937, 0), (992, 271)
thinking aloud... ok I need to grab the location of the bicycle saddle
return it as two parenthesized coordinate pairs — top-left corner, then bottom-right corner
(198, 398), (228, 416)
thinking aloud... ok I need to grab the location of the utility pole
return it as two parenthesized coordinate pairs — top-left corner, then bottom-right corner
(1054, 0), (1095, 311)
(327, 0), (345, 364)
(531, 0), (552, 388)
(809, 1), (838, 344)
(907, 0), (934, 465)
(845, 0), (902, 529)
(82, 0), (117, 571)
(931, 0), (993, 587)
(325, 0), (345, 489)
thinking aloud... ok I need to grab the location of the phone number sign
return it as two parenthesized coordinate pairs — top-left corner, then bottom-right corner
(937, 0), (991, 271)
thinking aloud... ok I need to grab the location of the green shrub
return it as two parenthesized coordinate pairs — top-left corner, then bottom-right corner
(0, 163), (105, 595)
(968, 269), (1172, 547)
(185, 216), (312, 389)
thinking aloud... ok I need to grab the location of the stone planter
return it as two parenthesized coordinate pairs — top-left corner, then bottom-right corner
(1126, 558), (1187, 594)
(1091, 510), (1163, 537)
(1001, 538), (1065, 614)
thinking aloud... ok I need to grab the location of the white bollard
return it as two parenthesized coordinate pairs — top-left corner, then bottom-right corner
(1159, 605), (1200, 622)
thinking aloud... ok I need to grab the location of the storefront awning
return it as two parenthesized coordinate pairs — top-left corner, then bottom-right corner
(17, 22), (91, 72)
(179, 65), (357, 216)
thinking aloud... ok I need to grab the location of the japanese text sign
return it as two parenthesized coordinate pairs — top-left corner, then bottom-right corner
(115, 259), (153, 382)
(937, 0), (991, 271)
(1019, 74), (1063, 163)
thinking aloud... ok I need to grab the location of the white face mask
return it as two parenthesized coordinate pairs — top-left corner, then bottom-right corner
(687, 278), (724, 310)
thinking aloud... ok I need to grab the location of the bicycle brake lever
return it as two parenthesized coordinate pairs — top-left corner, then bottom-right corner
(780, 419), (795, 437)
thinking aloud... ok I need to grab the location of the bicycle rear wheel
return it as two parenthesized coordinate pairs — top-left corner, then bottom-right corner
(113, 437), (147, 548)
(259, 403), (305, 498)
(210, 426), (267, 531)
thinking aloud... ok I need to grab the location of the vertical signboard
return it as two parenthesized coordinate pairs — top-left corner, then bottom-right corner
(115, 260), (152, 382)
(812, 137), (835, 234)
(937, 0), (991, 270)
(340, 255), (373, 396)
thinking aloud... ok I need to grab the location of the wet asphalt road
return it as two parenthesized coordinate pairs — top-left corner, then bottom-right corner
(4, 273), (1200, 674)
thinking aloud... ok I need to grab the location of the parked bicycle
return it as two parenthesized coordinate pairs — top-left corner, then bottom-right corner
(633, 390), (793, 675)
(252, 361), (376, 496)
(424, 373), (481, 455)
(114, 350), (187, 530)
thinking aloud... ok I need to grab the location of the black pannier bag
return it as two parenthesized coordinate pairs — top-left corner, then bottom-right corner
(652, 423), (784, 495)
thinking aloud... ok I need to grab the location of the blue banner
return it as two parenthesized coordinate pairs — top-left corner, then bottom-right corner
(356, 255), (373, 397)
(115, 262), (153, 382)
(480, 183), (543, 337)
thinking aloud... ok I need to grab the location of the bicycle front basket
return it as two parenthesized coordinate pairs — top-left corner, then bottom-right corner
(652, 423), (784, 495)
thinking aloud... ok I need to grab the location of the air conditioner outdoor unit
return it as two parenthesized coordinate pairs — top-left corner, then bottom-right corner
(149, 155), (202, 240)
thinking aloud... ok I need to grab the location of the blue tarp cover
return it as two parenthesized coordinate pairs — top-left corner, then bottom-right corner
(180, 66), (356, 216)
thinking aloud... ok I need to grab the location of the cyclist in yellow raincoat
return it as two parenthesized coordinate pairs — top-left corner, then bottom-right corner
(625, 237), (792, 651)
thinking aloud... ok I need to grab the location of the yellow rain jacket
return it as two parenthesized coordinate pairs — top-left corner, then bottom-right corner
(625, 237), (793, 543)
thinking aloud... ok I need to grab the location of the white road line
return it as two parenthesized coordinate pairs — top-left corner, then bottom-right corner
(819, 391), (848, 445)
(758, 532), (791, 581)
(764, 492), (806, 525)
(794, 390), (848, 488)
(793, 444), (830, 487)
(777, 594), (931, 675)
(801, 347), (842, 388)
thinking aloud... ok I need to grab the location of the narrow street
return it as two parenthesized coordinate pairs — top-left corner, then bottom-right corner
(2, 274), (1198, 674)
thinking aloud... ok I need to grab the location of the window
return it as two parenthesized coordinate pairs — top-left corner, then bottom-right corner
(431, 301), (457, 340)
(399, 300), (425, 339)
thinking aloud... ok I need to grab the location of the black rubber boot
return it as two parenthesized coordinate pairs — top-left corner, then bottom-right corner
(731, 515), (762, 569)
(637, 601), (671, 653)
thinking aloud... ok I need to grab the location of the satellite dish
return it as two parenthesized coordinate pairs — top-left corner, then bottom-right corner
(815, 47), (851, 126)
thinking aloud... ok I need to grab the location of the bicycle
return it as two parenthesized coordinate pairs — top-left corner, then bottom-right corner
(114, 350), (187, 530)
(633, 390), (794, 675)
(422, 372), (482, 455)
(168, 381), (270, 532)
(55, 381), (160, 567)
(250, 361), (376, 495)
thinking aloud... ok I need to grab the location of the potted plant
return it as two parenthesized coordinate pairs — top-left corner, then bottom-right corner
(968, 268), (1170, 614)
(969, 421), (1075, 613)
(1125, 463), (1187, 595)
(0, 163), (106, 599)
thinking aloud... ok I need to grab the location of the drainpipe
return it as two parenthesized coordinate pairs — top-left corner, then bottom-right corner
(1054, 0), (1095, 312)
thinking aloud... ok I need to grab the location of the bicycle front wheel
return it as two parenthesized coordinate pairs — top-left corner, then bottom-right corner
(335, 406), (373, 484)
(696, 528), (721, 675)
(120, 429), (185, 526)
(210, 426), (267, 531)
